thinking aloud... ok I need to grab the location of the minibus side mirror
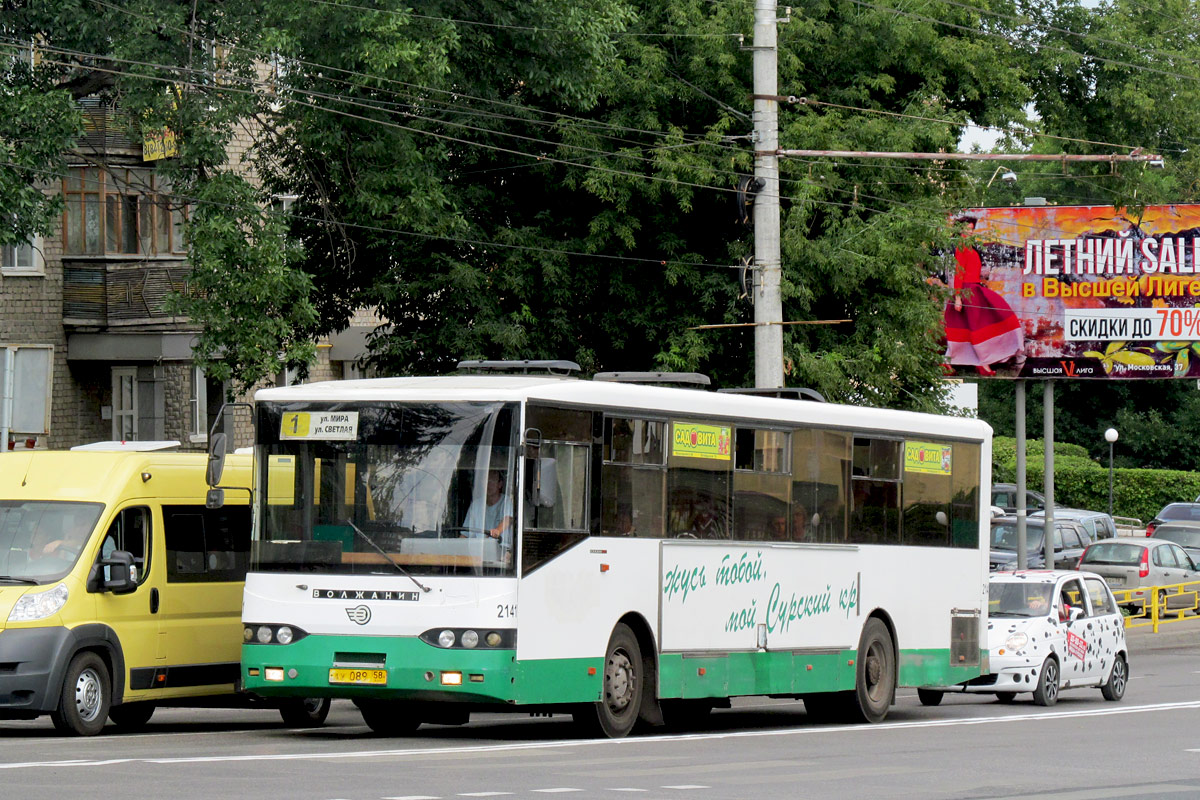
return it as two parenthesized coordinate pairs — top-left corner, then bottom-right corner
(101, 551), (138, 594)
(206, 432), (227, 487)
(206, 488), (225, 509)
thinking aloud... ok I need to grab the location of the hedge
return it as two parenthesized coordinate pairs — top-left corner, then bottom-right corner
(992, 436), (1200, 523)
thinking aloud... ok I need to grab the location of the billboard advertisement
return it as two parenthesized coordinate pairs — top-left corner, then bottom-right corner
(941, 204), (1200, 379)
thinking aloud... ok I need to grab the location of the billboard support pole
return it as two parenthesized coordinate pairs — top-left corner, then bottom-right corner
(1015, 379), (1027, 570)
(1043, 381), (1056, 569)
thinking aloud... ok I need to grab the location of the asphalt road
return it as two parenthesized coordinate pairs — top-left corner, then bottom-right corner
(2, 640), (1198, 800)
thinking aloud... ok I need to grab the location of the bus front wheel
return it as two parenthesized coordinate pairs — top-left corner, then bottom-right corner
(849, 618), (895, 723)
(574, 623), (642, 738)
(280, 697), (332, 727)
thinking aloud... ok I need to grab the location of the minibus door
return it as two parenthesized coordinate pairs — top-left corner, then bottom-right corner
(92, 505), (164, 697)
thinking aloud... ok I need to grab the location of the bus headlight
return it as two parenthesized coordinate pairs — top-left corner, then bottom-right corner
(461, 630), (479, 649)
(8, 583), (69, 622)
(257, 625), (274, 644)
(1005, 632), (1029, 651)
(244, 626), (255, 642)
(438, 629), (456, 648)
(276, 626), (294, 645)
(485, 631), (502, 647)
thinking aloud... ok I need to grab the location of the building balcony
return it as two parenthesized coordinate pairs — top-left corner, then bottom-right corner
(62, 257), (191, 328)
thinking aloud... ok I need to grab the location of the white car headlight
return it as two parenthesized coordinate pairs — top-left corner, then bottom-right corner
(1005, 632), (1029, 651)
(8, 583), (69, 622)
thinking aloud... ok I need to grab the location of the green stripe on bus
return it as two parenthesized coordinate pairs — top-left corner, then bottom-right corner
(243, 636), (984, 704)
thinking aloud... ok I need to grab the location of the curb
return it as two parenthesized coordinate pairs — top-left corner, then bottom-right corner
(1125, 618), (1200, 653)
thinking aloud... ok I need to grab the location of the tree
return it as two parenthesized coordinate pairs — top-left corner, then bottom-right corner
(2, 0), (1113, 408)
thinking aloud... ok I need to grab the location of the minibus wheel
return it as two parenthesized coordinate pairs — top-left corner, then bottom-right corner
(280, 697), (331, 727)
(50, 651), (112, 736)
(109, 702), (156, 731)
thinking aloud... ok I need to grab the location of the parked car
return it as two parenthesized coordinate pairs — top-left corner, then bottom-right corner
(1077, 538), (1200, 607)
(990, 516), (1091, 571)
(919, 570), (1127, 707)
(991, 483), (1045, 514)
(1149, 521), (1200, 565)
(1145, 502), (1200, 536)
(1031, 508), (1117, 540)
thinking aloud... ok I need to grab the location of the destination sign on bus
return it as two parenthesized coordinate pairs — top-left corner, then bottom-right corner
(671, 422), (731, 461)
(280, 411), (360, 440)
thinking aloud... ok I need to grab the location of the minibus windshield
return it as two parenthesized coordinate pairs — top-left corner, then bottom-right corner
(255, 402), (518, 577)
(0, 501), (104, 583)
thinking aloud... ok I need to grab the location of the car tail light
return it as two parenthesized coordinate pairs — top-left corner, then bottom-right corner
(1077, 546), (1089, 569)
(1146, 522), (1157, 537)
(1139, 548), (1150, 578)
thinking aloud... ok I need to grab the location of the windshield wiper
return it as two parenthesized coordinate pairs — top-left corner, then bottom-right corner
(344, 519), (431, 594)
(0, 575), (39, 585)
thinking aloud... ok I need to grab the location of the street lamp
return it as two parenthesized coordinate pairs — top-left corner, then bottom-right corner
(1105, 428), (1119, 517)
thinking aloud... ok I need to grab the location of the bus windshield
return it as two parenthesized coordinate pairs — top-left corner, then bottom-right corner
(255, 401), (517, 577)
(0, 501), (104, 584)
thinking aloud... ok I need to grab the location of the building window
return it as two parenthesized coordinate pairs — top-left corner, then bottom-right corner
(63, 167), (186, 256)
(112, 367), (138, 440)
(1, 235), (42, 276)
(190, 367), (226, 443)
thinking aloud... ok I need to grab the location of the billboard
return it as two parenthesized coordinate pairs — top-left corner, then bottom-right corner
(941, 204), (1200, 379)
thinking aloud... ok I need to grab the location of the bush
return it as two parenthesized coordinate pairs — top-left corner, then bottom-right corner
(992, 437), (1200, 522)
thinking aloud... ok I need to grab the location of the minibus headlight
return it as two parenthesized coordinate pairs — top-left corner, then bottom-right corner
(437, 629), (456, 648)
(461, 630), (479, 649)
(8, 583), (69, 622)
(1005, 632), (1029, 651)
(257, 625), (274, 644)
(276, 626), (294, 645)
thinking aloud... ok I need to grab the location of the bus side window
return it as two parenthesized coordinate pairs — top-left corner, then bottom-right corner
(600, 417), (666, 538)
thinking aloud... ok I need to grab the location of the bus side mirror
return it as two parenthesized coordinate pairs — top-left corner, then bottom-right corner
(207, 432), (227, 487)
(101, 551), (137, 594)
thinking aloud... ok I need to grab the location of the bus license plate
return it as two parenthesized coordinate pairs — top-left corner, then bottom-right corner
(329, 668), (387, 685)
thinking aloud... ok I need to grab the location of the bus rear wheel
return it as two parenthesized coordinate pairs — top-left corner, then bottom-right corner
(357, 699), (422, 735)
(574, 623), (642, 738)
(848, 618), (895, 723)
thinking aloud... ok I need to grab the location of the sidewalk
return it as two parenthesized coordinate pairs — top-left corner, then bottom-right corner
(1125, 615), (1200, 653)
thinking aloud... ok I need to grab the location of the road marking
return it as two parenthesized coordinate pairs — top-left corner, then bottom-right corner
(531, 790), (582, 794)
(3, 700), (1200, 771)
(382, 796), (441, 799)
(606, 790), (647, 793)
(662, 786), (709, 790)
(459, 794), (513, 797)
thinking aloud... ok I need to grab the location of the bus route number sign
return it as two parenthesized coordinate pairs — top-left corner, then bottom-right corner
(280, 411), (360, 441)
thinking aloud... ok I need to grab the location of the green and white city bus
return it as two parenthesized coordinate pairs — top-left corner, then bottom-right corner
(237, 369), (991, 737)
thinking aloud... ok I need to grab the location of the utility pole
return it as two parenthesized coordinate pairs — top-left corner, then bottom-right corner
(752, 0), (783, 388)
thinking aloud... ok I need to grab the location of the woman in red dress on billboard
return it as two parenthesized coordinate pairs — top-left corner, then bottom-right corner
(943, 240), (1024, 376)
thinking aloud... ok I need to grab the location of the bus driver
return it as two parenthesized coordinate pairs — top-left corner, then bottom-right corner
(463, 469), (513, 558)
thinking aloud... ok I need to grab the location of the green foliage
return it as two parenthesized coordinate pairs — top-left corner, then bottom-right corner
(5, 0), (1195, 411)
(992, 436), (1200, 522)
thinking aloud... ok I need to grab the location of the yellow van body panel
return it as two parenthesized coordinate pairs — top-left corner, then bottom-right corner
(0, 450), (254, 713)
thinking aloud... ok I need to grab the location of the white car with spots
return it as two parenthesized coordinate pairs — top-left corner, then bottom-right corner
(918, 570), (1128, 707)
